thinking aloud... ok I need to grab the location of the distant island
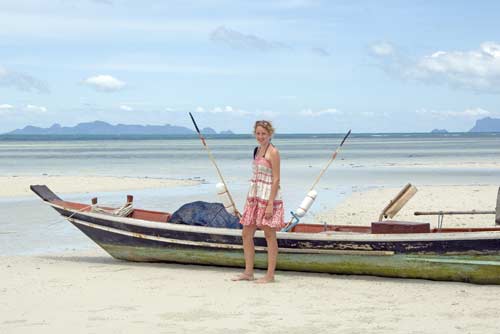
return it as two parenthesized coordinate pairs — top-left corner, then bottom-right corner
(430, 129), (448, 134)
(6, 121), (234, 135)
(469, 117), (500, 132)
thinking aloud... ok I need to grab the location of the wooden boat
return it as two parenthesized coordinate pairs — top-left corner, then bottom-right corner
(31, 185), (500, 285)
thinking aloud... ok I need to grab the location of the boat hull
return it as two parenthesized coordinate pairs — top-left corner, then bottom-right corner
(71, 217), (500, 285)
(29, 184), (500, 285)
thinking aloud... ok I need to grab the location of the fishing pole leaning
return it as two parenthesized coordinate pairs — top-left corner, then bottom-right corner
(282, 129), (352, 232)
(188, 112), (241, 218)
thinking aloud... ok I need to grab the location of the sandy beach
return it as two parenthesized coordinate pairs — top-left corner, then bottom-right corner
(1, 247), (500, 334)
(1, 183), (500, 333)
(0, 175), (202, 198)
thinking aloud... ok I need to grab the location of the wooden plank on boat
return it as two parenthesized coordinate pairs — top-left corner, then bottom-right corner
(378, 183), (417, 221)
(415, 210), (495, 215)
(371, 220), (430, 234)
(407, 257), (500, 267)
(30, 185), (62, 202)
(280, 248), (395, 256)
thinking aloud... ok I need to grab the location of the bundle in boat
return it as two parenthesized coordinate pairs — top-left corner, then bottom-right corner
(170, 201), (242, 229)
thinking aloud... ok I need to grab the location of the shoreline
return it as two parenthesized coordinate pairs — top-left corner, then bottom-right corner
(0, 175), (203, 198)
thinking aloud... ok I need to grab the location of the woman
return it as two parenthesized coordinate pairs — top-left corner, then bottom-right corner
(232, 120), (285, 283)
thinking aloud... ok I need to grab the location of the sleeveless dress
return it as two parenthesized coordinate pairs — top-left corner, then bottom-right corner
(240, 146), (285, 229)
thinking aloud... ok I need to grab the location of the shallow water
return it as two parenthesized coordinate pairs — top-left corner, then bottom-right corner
(1, 133), (500, 255)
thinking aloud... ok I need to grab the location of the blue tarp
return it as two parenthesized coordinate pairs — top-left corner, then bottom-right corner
(170, 201), (242, 229)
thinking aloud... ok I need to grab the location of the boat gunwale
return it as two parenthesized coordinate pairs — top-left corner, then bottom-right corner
(49, 201), (500, 243)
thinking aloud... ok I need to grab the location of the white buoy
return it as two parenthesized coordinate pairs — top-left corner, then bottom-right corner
(295, 189), (318, 217)
(216, 182), (237, 215)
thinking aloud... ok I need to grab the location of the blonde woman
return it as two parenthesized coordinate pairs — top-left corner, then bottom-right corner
(232, 120), (285, 283)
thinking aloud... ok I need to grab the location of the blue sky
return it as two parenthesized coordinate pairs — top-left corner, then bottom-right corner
(1, 0), (500, 133)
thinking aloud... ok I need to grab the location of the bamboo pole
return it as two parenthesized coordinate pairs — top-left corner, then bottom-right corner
(309, 130), (351, 191)
(188, 113), (241, 218)
(282, 130), (352, 232)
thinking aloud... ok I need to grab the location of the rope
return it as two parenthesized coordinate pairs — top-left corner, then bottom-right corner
(91, 202), (134, 217)
(47, 204), (93, 227)
(47, 202), (133, 228)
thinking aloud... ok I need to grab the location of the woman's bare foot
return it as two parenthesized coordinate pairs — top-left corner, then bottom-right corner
(231, 273), (254, 281)
(254, 276), (275, 284)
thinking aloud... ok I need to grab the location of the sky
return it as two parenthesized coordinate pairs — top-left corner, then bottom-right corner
(1, 0), (500, 134)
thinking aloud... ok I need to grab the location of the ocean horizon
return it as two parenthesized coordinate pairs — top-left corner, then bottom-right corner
(1, 131), (500, 141)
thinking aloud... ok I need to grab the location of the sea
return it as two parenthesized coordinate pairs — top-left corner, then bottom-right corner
(1, 133), (500, 255)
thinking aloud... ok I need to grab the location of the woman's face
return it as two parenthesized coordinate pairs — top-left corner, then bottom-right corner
(254, 126), (271, 145)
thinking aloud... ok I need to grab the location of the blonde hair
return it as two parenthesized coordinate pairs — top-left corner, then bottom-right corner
(254, 120), (275, 136)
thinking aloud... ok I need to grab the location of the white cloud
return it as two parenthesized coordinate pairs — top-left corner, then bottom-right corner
(212, 106), (226, 113)
(0, 104), (14, 115)
(83, 75), (126, 92)
(462, 108), (491, 117)
(119, 105), (133, 111)
(375, 42), (500, 93)
(0, 104), (14, 110)
(482, 42), (500, 57)
(300, 108), (341, 117)
(255, 109), (280, 117)
(371, 42), (394, 56)
(412, 43), (500, 91)
(416, 108), (491, 118)
(196, 105), (250, 115)
(26, 104), (47, 113)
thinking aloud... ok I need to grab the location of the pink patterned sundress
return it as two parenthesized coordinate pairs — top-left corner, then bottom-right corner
(240, 155), (285, 229)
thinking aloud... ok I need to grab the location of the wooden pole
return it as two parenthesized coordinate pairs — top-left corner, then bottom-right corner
(189, 112), (241, 218)
(415, 210), (495, 216)
(283, 130), (352, 232)
(309, 130), (351, 191)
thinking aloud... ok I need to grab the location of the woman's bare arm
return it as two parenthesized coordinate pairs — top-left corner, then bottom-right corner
(265, 147), (281, 218)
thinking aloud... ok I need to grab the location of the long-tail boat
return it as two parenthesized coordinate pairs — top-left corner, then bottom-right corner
(31, 185), (500, 285)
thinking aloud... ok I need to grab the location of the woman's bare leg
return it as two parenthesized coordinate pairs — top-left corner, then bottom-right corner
(255, 226), (277, 283)
(232, 224), (257, 281)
